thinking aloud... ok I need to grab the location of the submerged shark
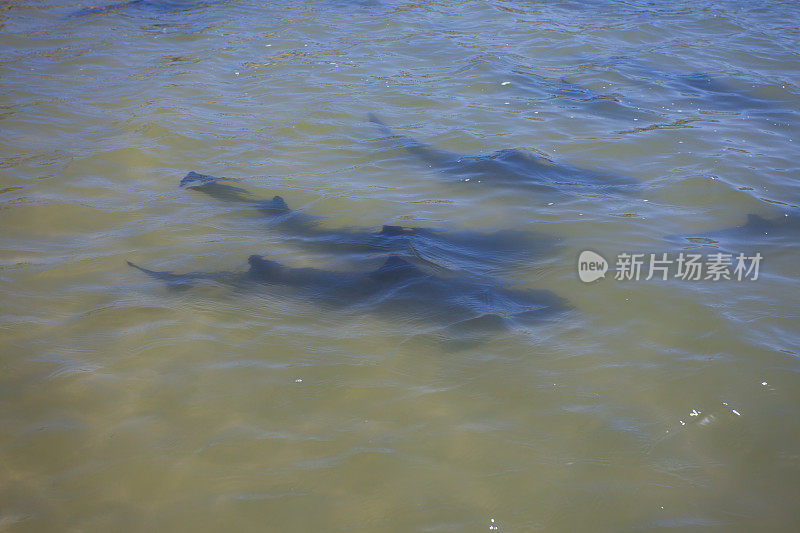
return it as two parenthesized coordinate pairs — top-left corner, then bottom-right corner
(71, 0), (219, 17)
(367, 114), (638, 196)
(675, 212), (800, 249)
(587, 56), (795, 117)
(127, 254), (569, 332)
(500, 67), (662, 124)
(642, 69), (792, 115)
(179, 171), (560, 274)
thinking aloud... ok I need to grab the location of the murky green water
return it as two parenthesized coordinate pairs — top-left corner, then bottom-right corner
(2, 0), (800, 530)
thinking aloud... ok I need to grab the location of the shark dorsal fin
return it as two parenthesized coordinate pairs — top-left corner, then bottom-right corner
(258, 195), (290, 215)
(271, 196), (289, 210)
(380, 225), (411, 236)
(369, 256), (423, 283)
(247, 255), (282, 278)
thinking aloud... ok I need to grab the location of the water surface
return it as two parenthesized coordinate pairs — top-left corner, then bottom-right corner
(2, 0), (800, 530)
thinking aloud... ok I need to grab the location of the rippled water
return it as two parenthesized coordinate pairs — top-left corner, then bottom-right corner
(2, 0), (800, 530)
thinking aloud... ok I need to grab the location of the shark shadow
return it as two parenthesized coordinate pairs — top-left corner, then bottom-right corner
(367, 114), (639, 198)
(179, 171), (560, 275)
(451, 55), (661, 123)
(70, 0), (221, 17)
(671, 72), (778, 112)
(592, 57), (796, 116)
(127, 254), (570, 338)
(672, 212), (800, 250)
(502, 67), (662, 123)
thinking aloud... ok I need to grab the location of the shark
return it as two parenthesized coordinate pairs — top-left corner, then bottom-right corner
(367, 113), (639, 197)
(127, 254), (569, 333)
(70, 0), (219, 17)
(586, 57), (795, 116)
(675, 212), (800, 250)
(179, 171), (560, 274)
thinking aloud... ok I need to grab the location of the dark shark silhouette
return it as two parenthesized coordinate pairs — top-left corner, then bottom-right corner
(449, 56), (661, 123)
(673, 73), (773, 112)
(127, 254), (569, 331)
(645, 70), (794, 116)
(587, 57), (795, 116)
(71, 0), (219, 17)
(367, 114), (638, 196)
(676, 212), (800, 249)
(502, 67), (663, 124)
(179, 171), (559, 274)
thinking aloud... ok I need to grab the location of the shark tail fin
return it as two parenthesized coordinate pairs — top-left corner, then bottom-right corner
(127, 261), (195, 289)
(180, 171), (242, 188)
(180, 171), (220, 188)
(127, 260), (163, 277)
(367, 112), (394, 136)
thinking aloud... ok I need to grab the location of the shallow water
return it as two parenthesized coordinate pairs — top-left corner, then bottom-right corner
(2, 0), (800, 530)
